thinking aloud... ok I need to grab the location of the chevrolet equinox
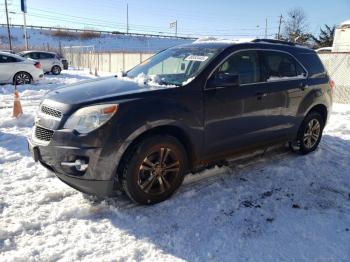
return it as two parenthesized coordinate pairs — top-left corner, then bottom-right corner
(28, 39), (333, 204)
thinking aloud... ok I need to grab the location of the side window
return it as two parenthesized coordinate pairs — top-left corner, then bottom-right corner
(216, 51), (261, 85)
(29, 53), (40, 60)
(261, 51), (306, 81)
(0, 55), (18, 63)
(40, 53), (55, 59)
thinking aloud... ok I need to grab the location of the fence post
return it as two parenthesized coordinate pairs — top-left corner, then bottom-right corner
(122, 52), (125, 72)
(109, 52), (112, 72)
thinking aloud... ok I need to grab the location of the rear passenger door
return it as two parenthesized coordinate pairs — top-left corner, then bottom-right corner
(38, 52), (55, 72)
(259, 50), (308, 138)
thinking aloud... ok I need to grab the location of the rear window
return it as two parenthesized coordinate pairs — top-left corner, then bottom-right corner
(296, 53), (325, 76)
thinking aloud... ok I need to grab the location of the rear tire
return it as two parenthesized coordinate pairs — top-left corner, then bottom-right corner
(51, 65), (61, 75)
(296, 112), (324, 154)
(14, 72), (32, 85)
(120, 135), (188, 205)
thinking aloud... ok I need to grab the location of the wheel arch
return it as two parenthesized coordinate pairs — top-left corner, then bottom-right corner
(115, 124), (196, 182)
(13, 71), (33, 84)
(306, 104), (328, 125)
(51, 65), (62, 72)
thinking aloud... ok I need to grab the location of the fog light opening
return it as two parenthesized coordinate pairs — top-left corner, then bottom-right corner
(61, 159), (89, 172)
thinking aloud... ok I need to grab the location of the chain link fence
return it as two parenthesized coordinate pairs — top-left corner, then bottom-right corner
(62, 46), (154, 73)
(319, 53), (350, 104)
(62, 47), (350, 104)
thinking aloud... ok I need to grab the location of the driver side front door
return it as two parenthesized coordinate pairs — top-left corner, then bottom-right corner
(203, 50), (270, 157)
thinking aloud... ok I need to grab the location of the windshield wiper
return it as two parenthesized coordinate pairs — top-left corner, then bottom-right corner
(157, 80), (181, 87)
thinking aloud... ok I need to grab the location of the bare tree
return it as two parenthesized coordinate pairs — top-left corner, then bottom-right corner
(283, 7), (311, 45)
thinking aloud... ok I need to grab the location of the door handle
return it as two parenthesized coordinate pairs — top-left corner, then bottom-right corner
(256, 92), (267, 100)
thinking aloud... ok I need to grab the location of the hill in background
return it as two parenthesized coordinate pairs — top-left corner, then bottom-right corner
(0, 25), (193, 53)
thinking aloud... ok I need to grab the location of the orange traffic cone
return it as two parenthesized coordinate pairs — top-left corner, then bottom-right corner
(94, 68), (99, 77)
(12, 87), (23, 118)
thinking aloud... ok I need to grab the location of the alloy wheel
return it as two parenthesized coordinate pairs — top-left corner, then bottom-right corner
(15, 73), (31, 85)
(303, 119), (321, 149)
(52, 66), (61, 75)
(138, 147), (180, 195)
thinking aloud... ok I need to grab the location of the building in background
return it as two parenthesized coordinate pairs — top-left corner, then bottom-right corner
(332, 20), (350, 53)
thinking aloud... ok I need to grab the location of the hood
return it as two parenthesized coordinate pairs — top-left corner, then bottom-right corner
(45, 76), (167, 105)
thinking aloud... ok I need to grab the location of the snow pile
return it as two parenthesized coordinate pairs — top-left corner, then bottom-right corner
(267, 74), (305, 82)
(1, 70), (350, 261)
(116, 72), (179, 89)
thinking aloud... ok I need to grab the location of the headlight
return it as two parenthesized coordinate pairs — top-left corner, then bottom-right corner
(64, 104), (118, 134)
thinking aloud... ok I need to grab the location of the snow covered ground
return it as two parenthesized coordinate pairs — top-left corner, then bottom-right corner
(0, 70), (350, 261)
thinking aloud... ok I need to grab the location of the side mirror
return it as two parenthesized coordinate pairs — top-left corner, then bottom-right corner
(207, 73), (239, 89)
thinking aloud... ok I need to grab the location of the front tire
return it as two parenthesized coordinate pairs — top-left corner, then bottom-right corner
(14, 72), (32, 85)
(120, 135), (188, 205)
(296, 112), (324, 154)
(51, 65), (62, 75)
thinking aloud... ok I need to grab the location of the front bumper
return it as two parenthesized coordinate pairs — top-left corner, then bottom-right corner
(28, 136), (117, 197)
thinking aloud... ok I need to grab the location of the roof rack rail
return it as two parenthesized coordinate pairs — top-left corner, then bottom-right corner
(252, 39), (295, 46)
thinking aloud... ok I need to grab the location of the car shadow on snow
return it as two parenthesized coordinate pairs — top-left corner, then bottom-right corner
(0, 131), (30, 163)
(83, 135), (350, 261)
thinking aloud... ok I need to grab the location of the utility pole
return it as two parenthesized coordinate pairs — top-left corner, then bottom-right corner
(21, 0), (28, 50)
(126, 3), (129, 34)
(23, 12), (28, 50)
(170, 20), (177, 37)
(264, 18), (268, 38)
(277, 14), (283, 40)
(4, 0), (12, 50)
(175, 20), (177, 37)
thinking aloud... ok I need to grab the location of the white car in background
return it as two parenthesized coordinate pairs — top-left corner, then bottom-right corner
(0, 51), (44, 85)
(17, 51), (64, 75)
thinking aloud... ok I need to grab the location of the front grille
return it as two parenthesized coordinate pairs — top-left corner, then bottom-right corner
(41, 104), (62, 118)
(35, 126), (54, 142)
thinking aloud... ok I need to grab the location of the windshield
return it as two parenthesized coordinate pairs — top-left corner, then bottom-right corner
(126, 46), (223, 86)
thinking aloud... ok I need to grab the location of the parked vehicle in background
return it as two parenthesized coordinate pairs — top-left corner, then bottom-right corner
(332, 20), (350, 52)
(316, 47), (332, 53)
(0, 51), (44, 85)
(57, 54), (69, 70)
(0, 50), (15, 54)
(17, 51), (64, 75)
(28, 39), (333, 204)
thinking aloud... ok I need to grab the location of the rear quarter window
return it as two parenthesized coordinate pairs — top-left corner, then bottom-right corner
(296, 52), (325, 76)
